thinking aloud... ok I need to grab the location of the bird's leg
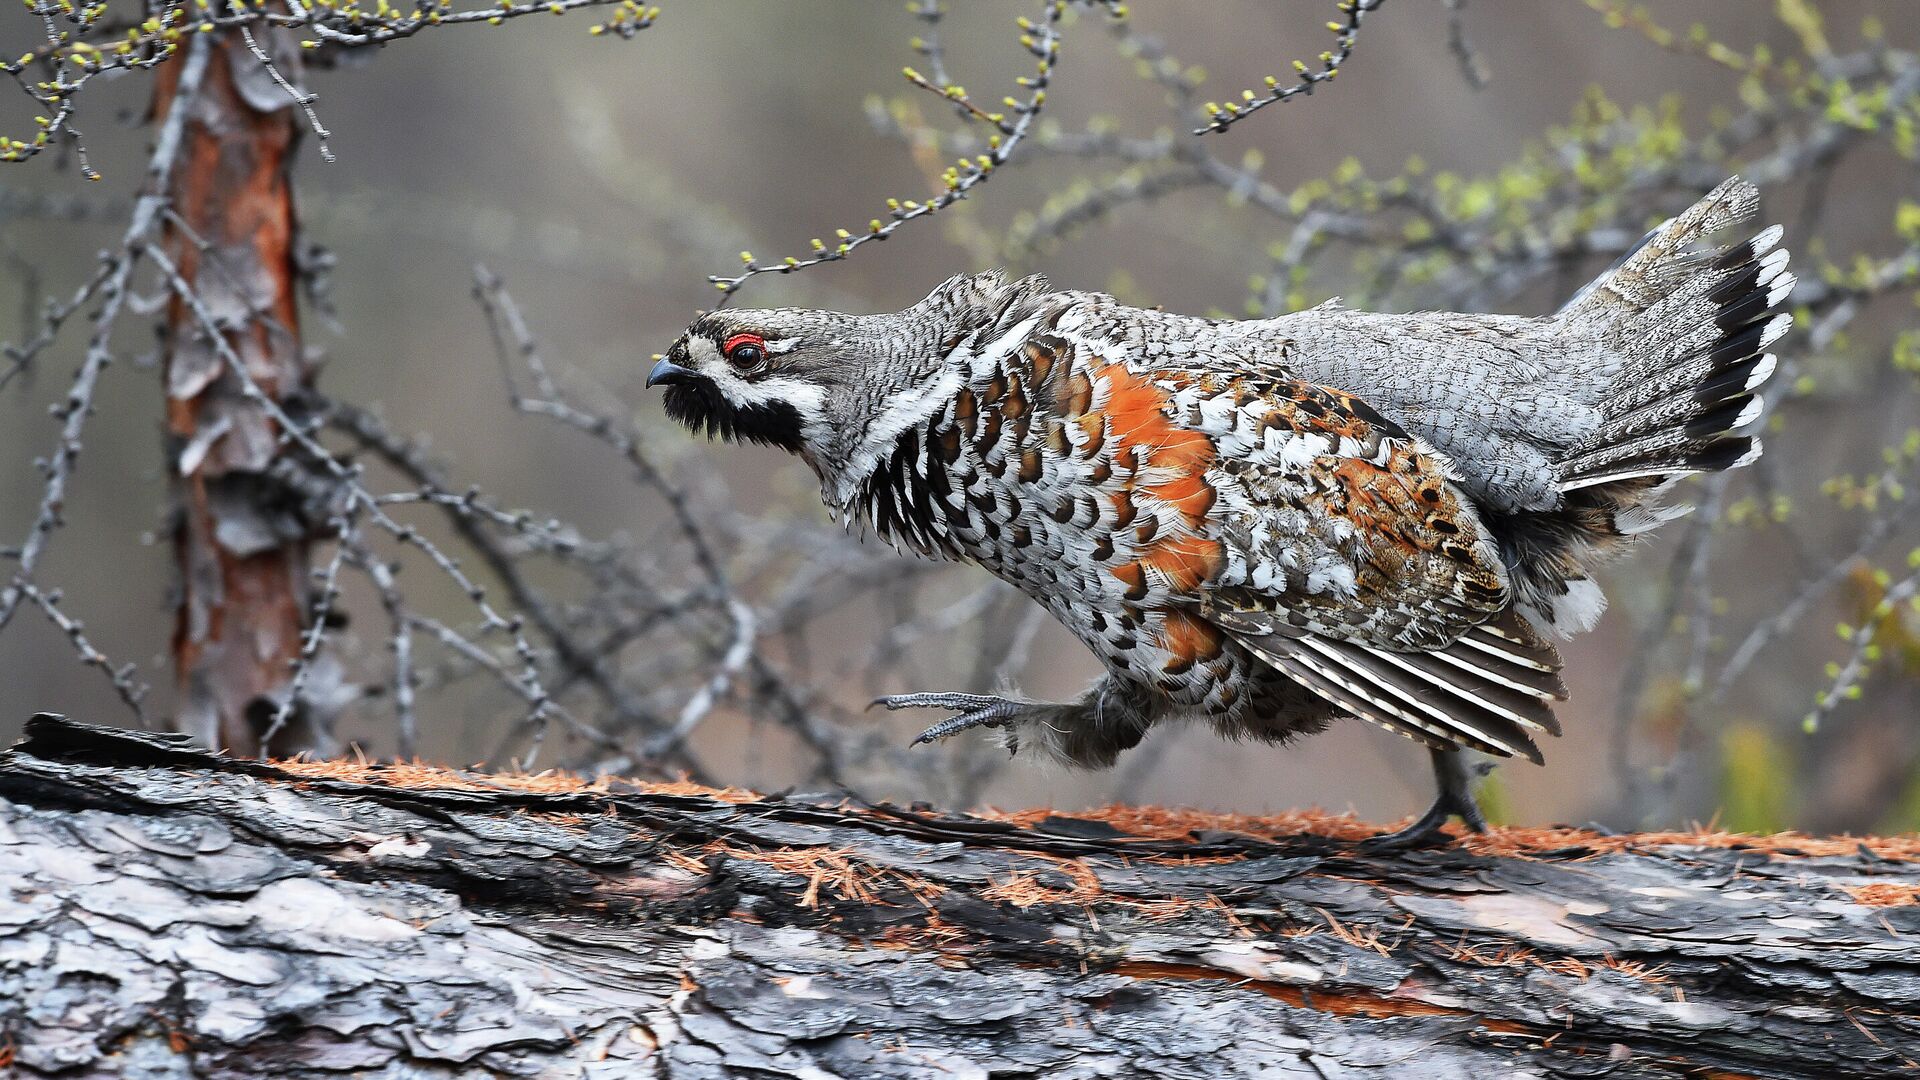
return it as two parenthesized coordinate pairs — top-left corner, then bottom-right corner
(872, 692), (1031, 747)
(1364, 747), (1490, 851)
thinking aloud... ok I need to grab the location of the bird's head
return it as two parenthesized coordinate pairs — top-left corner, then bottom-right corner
(647, 272), (1052, 491)
(646, 306), (859, 459)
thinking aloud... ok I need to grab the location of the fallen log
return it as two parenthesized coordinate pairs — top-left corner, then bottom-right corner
(1, 714), (1916, 1078)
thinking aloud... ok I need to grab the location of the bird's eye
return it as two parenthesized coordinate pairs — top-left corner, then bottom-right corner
(722, 333), (768, 370)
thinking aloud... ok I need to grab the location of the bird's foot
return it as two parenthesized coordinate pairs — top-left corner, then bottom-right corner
(1362, 748), (1491, 852)
(1361, 792), (1486, 852)
(871, 692), (1028, 747)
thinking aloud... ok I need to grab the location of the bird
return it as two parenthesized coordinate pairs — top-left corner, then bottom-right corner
(647, 177), (1791, 847)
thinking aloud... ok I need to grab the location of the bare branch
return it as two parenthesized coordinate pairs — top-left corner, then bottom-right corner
(0, 36), (212, 633)
(708, 0), (1085, 298)
(1193, 0), (1384, 135)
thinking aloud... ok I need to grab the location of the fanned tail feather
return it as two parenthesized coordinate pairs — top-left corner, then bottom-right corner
(1556, 183), (1790, 491)
(1510, 177), (1792, 635)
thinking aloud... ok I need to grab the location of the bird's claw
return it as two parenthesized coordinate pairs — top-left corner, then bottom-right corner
(1361, 791), (1487, 853)
(873, 692), (1026, 748)
(1361, 747), (1492, 852)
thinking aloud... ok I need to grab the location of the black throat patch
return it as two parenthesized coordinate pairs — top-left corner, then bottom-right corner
(853, 426), (958, 558)
(662, 379), (806, 453)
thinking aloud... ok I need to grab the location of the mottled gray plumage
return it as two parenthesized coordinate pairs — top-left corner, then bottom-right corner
(649, 177), (1790, 844)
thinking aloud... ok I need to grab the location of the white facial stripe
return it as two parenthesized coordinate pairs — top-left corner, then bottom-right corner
(732, 375), (827, 416)
(702, 363), (826, 415)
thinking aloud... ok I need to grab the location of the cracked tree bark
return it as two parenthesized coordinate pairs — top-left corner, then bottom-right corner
(2, 714), (1917, 1079)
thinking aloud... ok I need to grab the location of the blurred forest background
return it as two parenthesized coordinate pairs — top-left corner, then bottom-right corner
(1, 0), (1916, 835)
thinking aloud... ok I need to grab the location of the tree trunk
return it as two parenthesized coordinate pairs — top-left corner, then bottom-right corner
(154, 34), (330, 758)
(1, 714), (1917, 1078)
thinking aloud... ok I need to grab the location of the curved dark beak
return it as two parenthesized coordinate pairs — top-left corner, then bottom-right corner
(646, 356), (698, 388)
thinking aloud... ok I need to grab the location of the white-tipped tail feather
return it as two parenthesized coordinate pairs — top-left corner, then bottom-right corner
(1500, 177), (1793, 637)
(1555, 179), (1790, 493)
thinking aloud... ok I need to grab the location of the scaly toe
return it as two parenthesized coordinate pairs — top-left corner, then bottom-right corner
(901, 696), (1028, 748)
(910, 707), (1014, 747)
(871, 691), (1006, 713)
